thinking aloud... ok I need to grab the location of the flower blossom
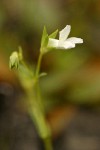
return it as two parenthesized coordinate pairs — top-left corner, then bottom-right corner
(47, 25), (83, 49)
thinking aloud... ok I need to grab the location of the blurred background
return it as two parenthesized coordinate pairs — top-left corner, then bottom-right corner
(0, 0), (100, 150)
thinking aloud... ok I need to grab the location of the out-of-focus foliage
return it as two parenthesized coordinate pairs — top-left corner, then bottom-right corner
(0, 0), (100, 109)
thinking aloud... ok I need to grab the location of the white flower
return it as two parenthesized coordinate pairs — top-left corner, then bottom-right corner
(47, 25), (83, 49)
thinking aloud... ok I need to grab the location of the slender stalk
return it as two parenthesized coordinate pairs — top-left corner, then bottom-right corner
(44, 137), (53, 150)
(19, 50), (53, 150)
(35, 52), (43, 78)
(33, 51), (53, 150)
(10, 47), (53, 150)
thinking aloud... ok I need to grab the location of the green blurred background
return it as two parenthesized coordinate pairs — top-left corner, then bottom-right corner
(0, 0), (100, 117)
(0, 0), (100, 149)
(0, 0), (100, 106)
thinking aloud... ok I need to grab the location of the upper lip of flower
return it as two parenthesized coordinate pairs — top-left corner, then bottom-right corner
(47, 25), (83, 49)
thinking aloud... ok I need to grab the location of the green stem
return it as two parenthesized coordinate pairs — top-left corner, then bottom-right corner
(27, 85), (53, 150)
(35, 52), (43, 78)
(44, 137), (53, 150)
(19, 51), (53, 150)
(13, 48), (53, 150)
(33, 51), (53, 150)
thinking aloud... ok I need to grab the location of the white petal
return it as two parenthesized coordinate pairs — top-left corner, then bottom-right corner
(59, 25), (71, 41)
(47, 38), (59, 48)
(67, 37), (83, 44)
(63, 41), (75, 49)
(57, 40), (75, 49)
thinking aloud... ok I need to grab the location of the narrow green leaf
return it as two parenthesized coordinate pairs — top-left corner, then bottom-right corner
(39, 72), (47, 78)
(41, 26), (49, 48)
(49, 29), (58, 39)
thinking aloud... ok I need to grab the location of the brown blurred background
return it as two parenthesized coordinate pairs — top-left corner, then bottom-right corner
(0, 0), (100, 150)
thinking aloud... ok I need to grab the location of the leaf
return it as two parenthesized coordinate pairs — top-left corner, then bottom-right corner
(49, 29), (58, 39)
(41, 26), (49, 48)
(39, 72), (47, 78)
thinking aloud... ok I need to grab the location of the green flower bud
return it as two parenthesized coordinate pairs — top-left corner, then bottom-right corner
(9, 51), (19, 69)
